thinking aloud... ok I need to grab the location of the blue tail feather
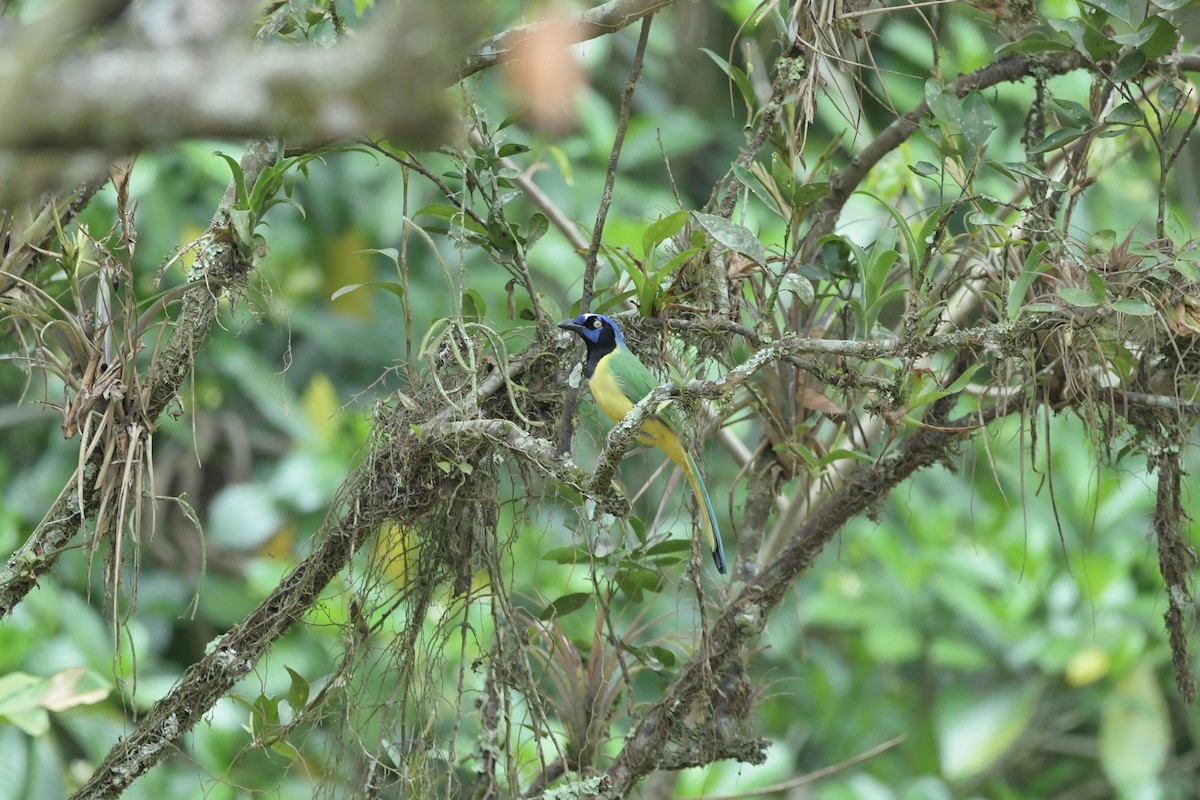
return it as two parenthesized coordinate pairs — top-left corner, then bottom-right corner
(686, 451), (727, 574)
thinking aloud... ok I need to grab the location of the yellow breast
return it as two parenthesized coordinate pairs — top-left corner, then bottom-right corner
(589, 355), (635, 424)
(589, 354), (686, 466)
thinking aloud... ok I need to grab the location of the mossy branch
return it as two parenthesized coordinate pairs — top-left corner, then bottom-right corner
(0, 141), (279, 622)
(0, 4), (475, 154)
(601, 372), (1008, 794)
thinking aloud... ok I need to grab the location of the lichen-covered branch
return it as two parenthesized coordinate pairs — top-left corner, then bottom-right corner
(0, 2), (476, 154)
(1150, 446), (1198, 703)
(425, 418), (628, 518)
(587, 314), (1059, 497)
(0, 141), (279, 622)
(66, 331), (607, 796)
(797, 51), (1200, 255)
(601, 377), (1007, 795)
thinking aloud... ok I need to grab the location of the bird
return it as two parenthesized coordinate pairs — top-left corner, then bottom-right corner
(558, 313), (727, 574)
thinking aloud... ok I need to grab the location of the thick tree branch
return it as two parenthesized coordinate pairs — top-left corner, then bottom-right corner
(602, 387), (1008, 795)
(798, 51), (1200, 255)
(584, 315), (1059, 548)
(0, 3), (477, 153)
(69, 340), (565, 797)
(801, 53), (1078, 254)
(68, 309), (1045, 794)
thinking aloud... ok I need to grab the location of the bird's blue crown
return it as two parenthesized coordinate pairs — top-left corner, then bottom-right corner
(567, 313), (626, 347)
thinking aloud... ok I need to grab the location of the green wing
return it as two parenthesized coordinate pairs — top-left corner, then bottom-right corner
(606, 346), (679, 422)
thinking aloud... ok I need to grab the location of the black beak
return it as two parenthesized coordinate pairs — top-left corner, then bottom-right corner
(557, 320), (584, 333)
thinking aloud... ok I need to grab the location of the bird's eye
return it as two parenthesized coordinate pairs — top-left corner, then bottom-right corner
(589, 317), (601, 329)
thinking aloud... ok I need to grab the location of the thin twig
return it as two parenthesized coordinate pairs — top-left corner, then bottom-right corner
(468, 128), (589, 251)
(556, 14), (654, 455)
(582, 14), (652, 313)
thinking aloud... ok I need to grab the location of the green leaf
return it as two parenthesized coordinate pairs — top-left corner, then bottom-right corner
(1165, 211), (1188, 244)
(791, 180), (830, 207)
(994, 37), (1075, 57)
(538, 592), (592, 620)
(497, 142), (530, 158)
(1087, 229), (1117, 255)
(1053, 98), (1096, 127)
(855, 190), (922, 267)
(690, 212), (766, 266)
(213, 151), (250, 208)
(996, 161), (1049, 182)
(652, 246), (703, 285)
(1099, 665), (1169, 791)
(937, 681), (1044, 781)
(769, 153), (797, 206)
(817, 448), (875, 467)
(255, 694), (280, 727)
(524, 213), (549, 251)
(1029, 128), (1086, 155)
(1080, 0), (1129, 22)
(1104, 102), (1144, 125)
(645, 539), (692, 555)
(642, 210), (688, 257)
(1086, 268), (1107, 301)
(731, 163), (782, 215)
(1111, 299), (1156, 316)
(1159, 82), (1182, 111)
(1108, 15), (1166, 46)
(542, 546), (591, 564)
(909, 161), (939, 177)
(1137, 18), (1181, 62)
(462, 288), (487, 322)
(1173, 258), (1200, 281)
(0, 674), (49, 736)
(944, 362), (986, 394)
(1111, 50), (1147, 83)
(779, 272), (815, 306)
(910, 363), (985, 409)
(1008, 242), (1051, 321)
(246, 156), (293, 213)
(284, 667), (310, 711)
(967, 211), (1005, 228)
(331, 280), (406, 303)
(699, 48), (755, 114)
(269, 739), (301, 761)
(414, 203), (486, 235)
(486, 215), (518, 254)
(650, 646), (676, 668)
(0, 727), (29, 793)
(962, 92), (995, 152)
(227, 208), (256, 248)
(924, 79), (963, 129)
(614, 564), (663, 603)
(1057, 287), (1102, 307)
(593, 289), (638, 315)
(1049, 17), (1120, 60)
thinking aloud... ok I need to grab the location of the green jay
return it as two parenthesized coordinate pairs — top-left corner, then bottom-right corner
(558, 313), (727, 574)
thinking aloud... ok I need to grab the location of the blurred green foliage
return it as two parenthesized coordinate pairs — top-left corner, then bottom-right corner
(1, 0), (1199, 797)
